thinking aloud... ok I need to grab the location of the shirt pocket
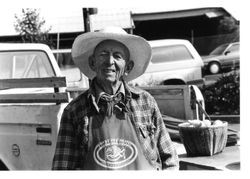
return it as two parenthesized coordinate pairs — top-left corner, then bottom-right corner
(138, 123), (156, 139)
(137, 123), (159, 163)
(138, 123), (149, 138)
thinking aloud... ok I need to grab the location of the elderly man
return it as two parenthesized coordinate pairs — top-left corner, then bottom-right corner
(52, 27), (179, 170)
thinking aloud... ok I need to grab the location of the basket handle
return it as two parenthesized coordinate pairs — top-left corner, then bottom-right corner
(196, 100), (211, 121)
(190, 85), (211, 121)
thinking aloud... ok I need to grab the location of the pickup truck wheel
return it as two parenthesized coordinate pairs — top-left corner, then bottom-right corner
(209, 62), (220, 74)
(161, 79), (186, 85)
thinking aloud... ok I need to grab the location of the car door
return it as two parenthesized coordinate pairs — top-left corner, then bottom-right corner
(222, 43), (239, 68)
(0, 49), (62, 170)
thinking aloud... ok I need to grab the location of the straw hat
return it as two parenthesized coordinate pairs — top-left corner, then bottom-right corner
(71, 26), (152, 81)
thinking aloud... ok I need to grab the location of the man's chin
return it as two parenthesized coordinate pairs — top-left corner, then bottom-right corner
(105, 78), (124, 85)
(100, 77), (117, 83)
(97, 74), (122, 84)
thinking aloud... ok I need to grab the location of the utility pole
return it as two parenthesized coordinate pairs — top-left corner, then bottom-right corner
(191, 29), (194, 45)
(82, 8), (98, 85)
(82, 8), (98, 32)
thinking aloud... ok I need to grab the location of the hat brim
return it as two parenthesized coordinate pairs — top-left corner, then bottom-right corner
(72, 32), (152, 81)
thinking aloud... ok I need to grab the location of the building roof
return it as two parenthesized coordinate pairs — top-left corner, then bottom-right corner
(132, 7), (232, 21)
(0, 6), (239, 36)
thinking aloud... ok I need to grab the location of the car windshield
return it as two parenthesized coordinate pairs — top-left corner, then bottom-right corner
(228, 44), (239, 52)
(151, 44), (194, 63)
(209, 44), (228, 55)
(0, 50), (55, 79)
(52, 50), (81, 82)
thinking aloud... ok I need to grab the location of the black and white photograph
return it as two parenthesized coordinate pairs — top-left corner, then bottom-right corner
(0, 0), (245, 176)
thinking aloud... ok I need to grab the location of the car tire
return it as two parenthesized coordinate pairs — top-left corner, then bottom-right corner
(208, 62), (220, 74)
(161, 79), (186, 85)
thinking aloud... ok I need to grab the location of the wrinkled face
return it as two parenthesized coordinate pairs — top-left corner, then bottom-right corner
(89, 40), (133, 84)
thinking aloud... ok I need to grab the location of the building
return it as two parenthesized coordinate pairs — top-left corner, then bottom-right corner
(131, 7), (239, 54)
(0, 7), (239, 55)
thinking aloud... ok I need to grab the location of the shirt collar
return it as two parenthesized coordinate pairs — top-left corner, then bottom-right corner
(87, 78), (142, 107)
(94, 80), (126, 104)
(124, 83), (142, 98)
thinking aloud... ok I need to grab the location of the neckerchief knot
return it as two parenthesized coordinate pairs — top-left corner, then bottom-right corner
(98, 92), (127, 117)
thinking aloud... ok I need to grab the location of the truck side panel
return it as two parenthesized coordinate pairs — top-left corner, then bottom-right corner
(0, 104), (65, 170)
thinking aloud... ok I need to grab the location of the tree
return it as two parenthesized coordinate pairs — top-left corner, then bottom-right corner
(218, 16), (239, 34)
(200, 71), (240, 115)
(14, 8), (54, 47)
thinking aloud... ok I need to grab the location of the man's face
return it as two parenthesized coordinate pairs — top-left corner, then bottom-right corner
(90, 40), (131, 84)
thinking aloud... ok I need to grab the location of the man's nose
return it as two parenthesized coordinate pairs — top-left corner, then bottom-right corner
(106, 54), (115, 65)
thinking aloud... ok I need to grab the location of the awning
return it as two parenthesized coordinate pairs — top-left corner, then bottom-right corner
(132, 7), (232, 21)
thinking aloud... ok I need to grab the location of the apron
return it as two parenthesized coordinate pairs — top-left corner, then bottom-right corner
(82, 111), (156, 170)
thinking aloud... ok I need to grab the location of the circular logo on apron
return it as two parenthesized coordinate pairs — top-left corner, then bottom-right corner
(93, 138), (138, 169)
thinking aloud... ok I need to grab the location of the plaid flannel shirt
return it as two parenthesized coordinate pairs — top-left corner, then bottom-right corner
(52, 81), (179, 170)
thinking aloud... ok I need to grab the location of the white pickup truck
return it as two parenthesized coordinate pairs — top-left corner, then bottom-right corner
(0, 43), (70, 170)
(0, 43), (205, 170)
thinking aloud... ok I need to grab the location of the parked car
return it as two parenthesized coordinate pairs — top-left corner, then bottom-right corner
(130, 39), (204, 86)
(202, 42), (240, 74)
(53, 40), (205, 88)
(52, 49), (89, 90)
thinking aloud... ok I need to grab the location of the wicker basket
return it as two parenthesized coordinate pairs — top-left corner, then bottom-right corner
(178, 121), (228, 156)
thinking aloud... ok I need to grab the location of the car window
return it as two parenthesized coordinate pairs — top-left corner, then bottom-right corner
(0, 51), (55, 79)
(53, 51), (81, 82)
(228, 44), (239, 52)
(151, 45), (194, 63)
(210, 44), (228, 55)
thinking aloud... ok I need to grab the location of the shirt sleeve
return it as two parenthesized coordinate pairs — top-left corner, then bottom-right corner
(52, 108), (81, 170)
(151, 96), (179, 170)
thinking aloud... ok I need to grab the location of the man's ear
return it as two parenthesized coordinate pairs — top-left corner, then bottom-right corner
(88, 55), (96, 71)
(125, 60), (134, 74)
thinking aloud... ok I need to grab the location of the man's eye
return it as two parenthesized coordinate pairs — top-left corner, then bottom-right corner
(113, 53), (122, 60)
(99, 52), (109, 58)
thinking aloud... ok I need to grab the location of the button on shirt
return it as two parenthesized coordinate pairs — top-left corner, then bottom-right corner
(52, 79), (179, 170)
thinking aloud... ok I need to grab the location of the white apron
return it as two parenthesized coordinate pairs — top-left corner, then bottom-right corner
(82, 112), (156, 170)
